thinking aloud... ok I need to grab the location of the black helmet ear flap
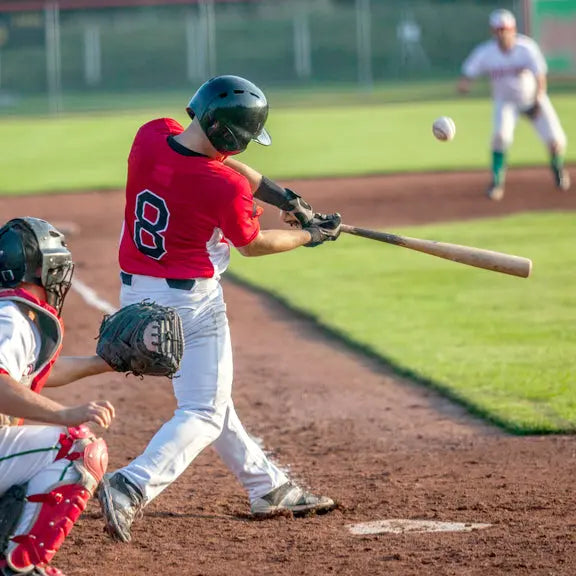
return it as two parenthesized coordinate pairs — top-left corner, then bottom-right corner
(205, 120), (244, 153)
(0, 226), (27, 288)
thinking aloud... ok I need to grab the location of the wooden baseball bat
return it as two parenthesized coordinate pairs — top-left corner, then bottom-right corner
(340, 224), (532, 278)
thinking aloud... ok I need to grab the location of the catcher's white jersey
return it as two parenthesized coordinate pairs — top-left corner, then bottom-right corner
(462, 34), (547, 106)
(0, 302), (40, 383)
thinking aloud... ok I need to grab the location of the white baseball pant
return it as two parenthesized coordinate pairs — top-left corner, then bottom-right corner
(117, 274), (288, 504)
(491, 94), (567, 151)
(0, 426), (78, 552)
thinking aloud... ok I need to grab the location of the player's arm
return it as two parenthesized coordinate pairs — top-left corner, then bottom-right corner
(223, 186), (340, 257)
(526, 41), (549, 100)
(536, 74), (547, 99)
(0, 371), (115, 427)
(44, 355), (114, 388)
(458, 44), (485, 94)
(223, 157), (262, 192)
(236, 229), (315, 257)
(224, 158), (314, 226)
(457, 76), (473, 94)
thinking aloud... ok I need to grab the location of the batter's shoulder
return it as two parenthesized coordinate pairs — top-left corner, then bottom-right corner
(136, 118), (185, 137)
(217, 163), (252, 191)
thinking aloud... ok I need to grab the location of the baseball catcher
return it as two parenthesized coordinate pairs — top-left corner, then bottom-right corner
(96, 301), (184, 378)
(0, 217), (115, 576)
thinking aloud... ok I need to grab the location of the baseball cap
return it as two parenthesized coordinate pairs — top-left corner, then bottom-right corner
(489, 9), (516, 30)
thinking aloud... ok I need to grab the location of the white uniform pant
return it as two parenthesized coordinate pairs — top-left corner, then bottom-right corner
(117, 274), (288, 504)
(0, 426), (77, 555)
(492, 95), (567, 151)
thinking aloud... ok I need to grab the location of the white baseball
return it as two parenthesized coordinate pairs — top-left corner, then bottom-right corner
(432, 116), (456, 142)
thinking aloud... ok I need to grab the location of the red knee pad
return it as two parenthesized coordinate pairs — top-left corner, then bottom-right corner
(56, 427), (108, 492)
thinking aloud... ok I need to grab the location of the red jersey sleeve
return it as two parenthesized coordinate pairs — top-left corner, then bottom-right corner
(219, 176), (262, 248)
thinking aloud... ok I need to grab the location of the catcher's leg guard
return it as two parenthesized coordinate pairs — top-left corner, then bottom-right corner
(5, 426), (108, 573)
(0, 485), (27, 555)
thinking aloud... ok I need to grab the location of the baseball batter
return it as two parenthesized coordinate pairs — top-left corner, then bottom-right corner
(0, 217), (115, 576)
(458, 8), (570, 200)
(98, 75), (341, 543)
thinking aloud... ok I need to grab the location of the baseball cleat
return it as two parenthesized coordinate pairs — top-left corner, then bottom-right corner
(486, 184), (504, 201)
(98, 472), (144, 543)
(554, 169), (571, 191)
(250, 482), (335, 516)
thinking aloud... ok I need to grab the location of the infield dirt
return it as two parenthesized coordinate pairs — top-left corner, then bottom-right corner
(1, 167), (575, 576)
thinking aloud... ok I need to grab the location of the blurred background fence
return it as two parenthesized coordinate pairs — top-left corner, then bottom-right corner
(0, 0), (573, 114)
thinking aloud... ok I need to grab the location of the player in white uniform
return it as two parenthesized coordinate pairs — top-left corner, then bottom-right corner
(0, 217), (115, 576)
(458, 9), (570, 201)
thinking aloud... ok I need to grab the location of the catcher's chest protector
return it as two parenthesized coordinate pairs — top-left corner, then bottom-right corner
(0, 289), (63, 427)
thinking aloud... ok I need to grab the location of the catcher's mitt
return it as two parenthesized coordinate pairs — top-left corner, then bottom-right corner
(96, 301), (184, 378)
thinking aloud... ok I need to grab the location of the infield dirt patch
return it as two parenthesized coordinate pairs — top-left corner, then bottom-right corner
(1, 166), (574, 575)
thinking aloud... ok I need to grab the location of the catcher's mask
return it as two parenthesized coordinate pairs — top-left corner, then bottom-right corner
(186, 75), (271, 155)
(0, 217), (74, 314)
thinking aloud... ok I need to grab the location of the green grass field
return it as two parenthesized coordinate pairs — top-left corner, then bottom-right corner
(229, 212), (576, 434)
(1, 91), (575, 195)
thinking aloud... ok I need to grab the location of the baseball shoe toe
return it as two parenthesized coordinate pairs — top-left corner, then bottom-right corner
(98, 472), (144, 543)
(250, 482), (335, 517)
(555, 169), (571, 191)
(486, 184), (504, 201)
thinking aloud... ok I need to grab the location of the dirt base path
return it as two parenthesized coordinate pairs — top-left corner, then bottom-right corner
(1, 166), (574, 575)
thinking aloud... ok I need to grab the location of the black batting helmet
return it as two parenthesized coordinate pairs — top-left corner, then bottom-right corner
(186, 75), (271, 155)
(0, 217), (74, 314)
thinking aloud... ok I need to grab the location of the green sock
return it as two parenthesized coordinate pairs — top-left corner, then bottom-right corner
(491, 150), (506, 186)
(551, 152), (564, 174)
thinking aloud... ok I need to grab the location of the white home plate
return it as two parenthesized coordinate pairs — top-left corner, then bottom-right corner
(347, 519), (491, 535)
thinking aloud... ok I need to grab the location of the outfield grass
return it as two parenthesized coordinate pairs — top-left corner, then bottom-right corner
(229, 212), (576, 434)
(1, 93), (575, 195)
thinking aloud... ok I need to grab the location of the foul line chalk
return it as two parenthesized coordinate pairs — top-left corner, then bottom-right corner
(347, 519), (492, 535)
(71, 278), (118, 315)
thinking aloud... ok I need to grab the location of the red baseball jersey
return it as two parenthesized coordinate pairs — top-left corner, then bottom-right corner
(119, 118), (262, 279)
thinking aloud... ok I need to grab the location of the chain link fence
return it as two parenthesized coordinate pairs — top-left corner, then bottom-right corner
(0, 0), (524, 113)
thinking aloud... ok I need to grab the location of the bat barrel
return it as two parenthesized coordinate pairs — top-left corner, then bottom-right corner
(340, 224), (532, 278)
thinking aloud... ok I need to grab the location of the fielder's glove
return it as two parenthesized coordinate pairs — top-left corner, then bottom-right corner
(303, 213), (342, 247)
(521, 99), (542, 120)
(96, 301), (184, 378)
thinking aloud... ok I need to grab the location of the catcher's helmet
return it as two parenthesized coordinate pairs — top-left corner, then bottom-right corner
(0, 217), (74, 314)
(186, 75), (271, 155)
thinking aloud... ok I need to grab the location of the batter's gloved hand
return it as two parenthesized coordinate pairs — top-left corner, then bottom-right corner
(521, 99), (542, 120)
(303, 212), (342, 247)
(283, 188), (315, 227)
(96, 301), (184, 378)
